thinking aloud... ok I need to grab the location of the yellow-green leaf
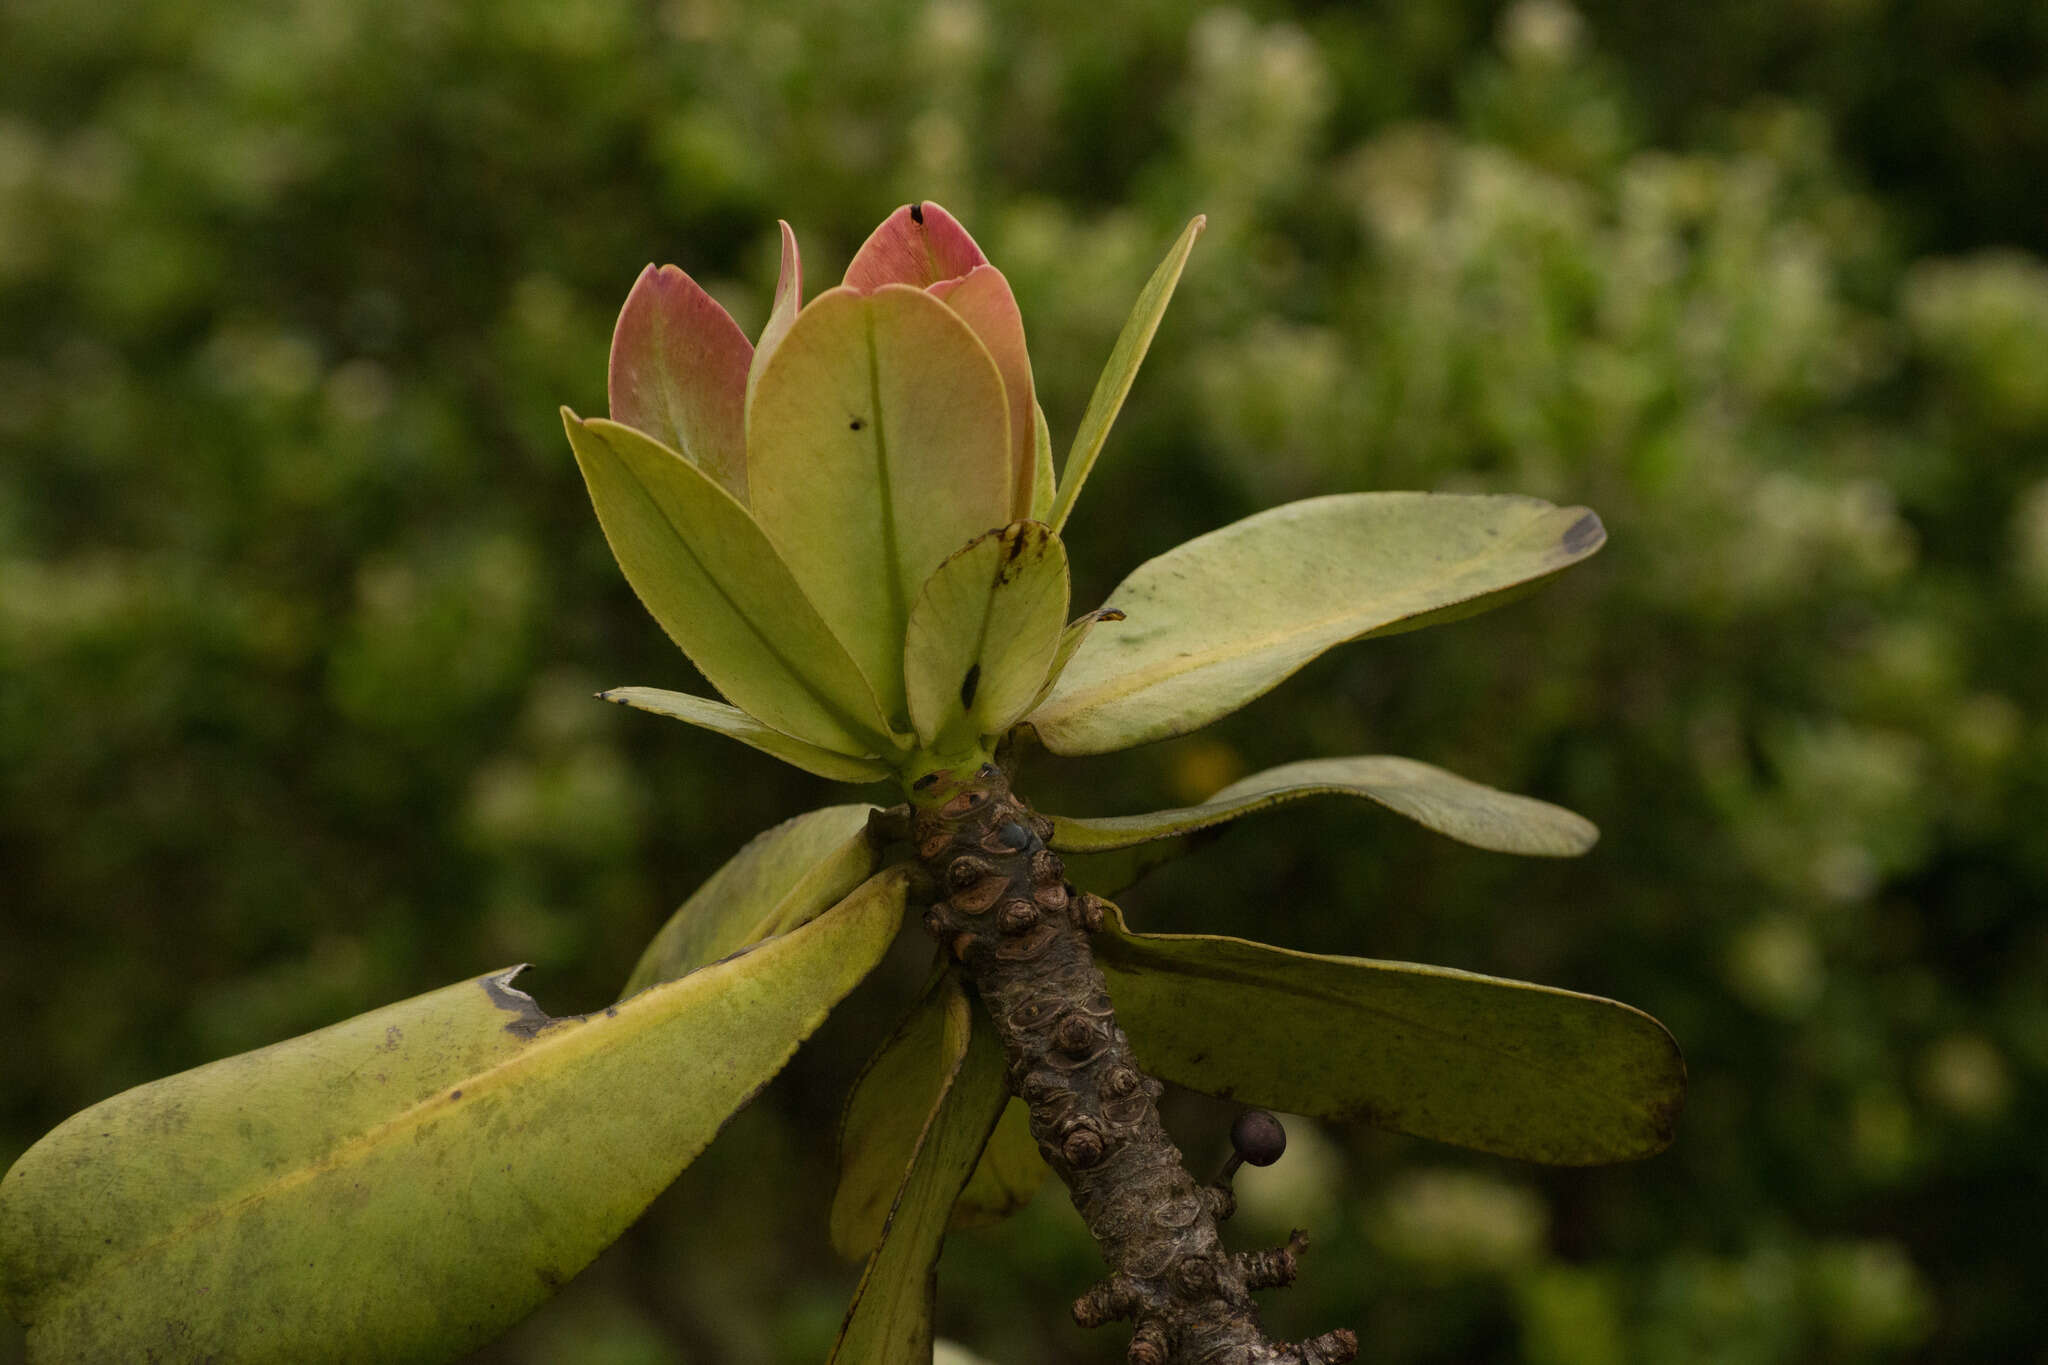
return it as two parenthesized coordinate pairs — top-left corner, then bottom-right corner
(744, 219), (804, 419)
(1029, 401), (1056, 521)
(0, 872), (907, 1364)
(1049, 755), (1598, 859)
(1025, 605), (1125, 715)
(830, 973), (959, 1262)
(621, 803), (880, 997)
(748, 285), (1013, 728)
(563, 411), (895, 755)
(829, 974), (1008, 1365)
(1047, 215), (1205, 534)
(1030, 494), (1607, 755)
(903, 523), (1070, 751)
(950, 1098), (1046, 1230)
(1096, 903), (1684, 1165)
(602, 687), (895, 784)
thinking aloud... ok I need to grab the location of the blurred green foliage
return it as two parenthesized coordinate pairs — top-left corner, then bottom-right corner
(5, 0), (2045, 1360)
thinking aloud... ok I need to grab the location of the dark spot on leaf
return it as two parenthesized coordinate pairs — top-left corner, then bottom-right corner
(849, 418), (864, 431)
(449, 1089), (462, 1100)
(1098, 608), (1126, 623)
(910, 202), (924, 224)
(960, 663), (981, 709)
(1562, 510), (1605, 556)
(913, 771), (943, 791)
(605, 1005), (618, 1018)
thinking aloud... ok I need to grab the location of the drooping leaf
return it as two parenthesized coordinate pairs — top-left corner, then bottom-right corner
(903, 523), (1069, 751)
(950, 1099), (1046, 1230)
(607, 263), (753, 501)
(1048, 755), (1598, 859)
(602, 687), (895, 784)
(830, 973), (959, 1262)
(747, 285), (1013, 727)
(1096, 903), (1684, 1165)
(621, 803), (880, 997)
(1025, 605), (1125, 714)
(1047, 215), (1205, 534)
(744, 219), (804, 419)
(1060, 834), (1210, 899)
(0, 872), (907, 1364)
(1030, 494), (1607, 755)
(562, 411), (895, 756)
(829, 974), (1008, 1365)
(842, 201), (987, 293)
(931, 265), (1038, 517)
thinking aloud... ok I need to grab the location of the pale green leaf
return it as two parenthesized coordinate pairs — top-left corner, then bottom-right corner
(950, 1098), (1046, 1230)
(1030, 493), (1606, 755)
(829, 977), (1008, 1365)
(903, 523), (1070, 751)
(1096, 903), (1684, 1164)
(1047, 215), (1205, 534)
(1029, 402), (1056, 522)
(0, 872), (907, 1363)
(1049, 755), (1598, 858)
(562, 411), (895, 755)
(621, 803), (880, 998)
(748, 285), (1013, 728)
(743, 219), (803, 419)
(1025, 606), (1125, 715)
(602, 687), (895, 784)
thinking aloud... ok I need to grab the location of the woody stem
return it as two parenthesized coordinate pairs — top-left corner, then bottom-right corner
(899, 764), (1357, 1365)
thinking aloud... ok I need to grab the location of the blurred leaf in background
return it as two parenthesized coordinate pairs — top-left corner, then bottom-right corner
(3, 0), (2044, 1360)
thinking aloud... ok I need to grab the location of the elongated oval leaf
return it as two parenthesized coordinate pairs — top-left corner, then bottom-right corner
(0, 872), (907, 1363)
(621, 803), (880, 997)
(748, 285), (1013, 727)
(903, 523), (1069, 750)
(1096, 903), (1683, 1164)
(830, 974), (959, 1261)
(745, 219), (804, 419)
(602, 687), (895, 784)
(1047, 215), (1205, 534)
(829, 976), (1008, 1365)
(1048, 755), (1597, 858)
(563, 411), (896, 755)
(931, 265), (1038, 518)
(1029, 401), (1056, 521)
(608, 263), (752, 501)
(950, 1099), (1046, 1230)
(1026, 605), (1125, 714)
(1030, 493), (1607, 755)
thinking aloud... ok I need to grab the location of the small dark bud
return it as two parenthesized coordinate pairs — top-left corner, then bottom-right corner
(1062, 1125), (1106, 1168)
(998, 899), (1041, 933)
(1053, 1013), (1099, 1056)
(1231, 1110), (1287, 1167)
(922, 907), (948, 938)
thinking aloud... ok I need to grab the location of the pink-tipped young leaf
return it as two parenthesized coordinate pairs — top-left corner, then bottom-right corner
(562, 411), (896, 757)
(745, 220), (804, 422)
(843, 201), (987, 293)
(608, 264), (753, 501)
(748, 285), (1013, 729)
(930, 266), (1038, 518)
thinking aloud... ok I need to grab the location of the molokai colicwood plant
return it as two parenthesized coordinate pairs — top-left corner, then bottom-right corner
(0, 203), (1685, 1364)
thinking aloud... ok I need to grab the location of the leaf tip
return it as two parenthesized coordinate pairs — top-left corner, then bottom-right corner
(1561, 508), (1606, 558)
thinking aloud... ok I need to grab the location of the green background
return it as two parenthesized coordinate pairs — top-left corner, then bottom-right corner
(4, 0), (2045, 1359)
